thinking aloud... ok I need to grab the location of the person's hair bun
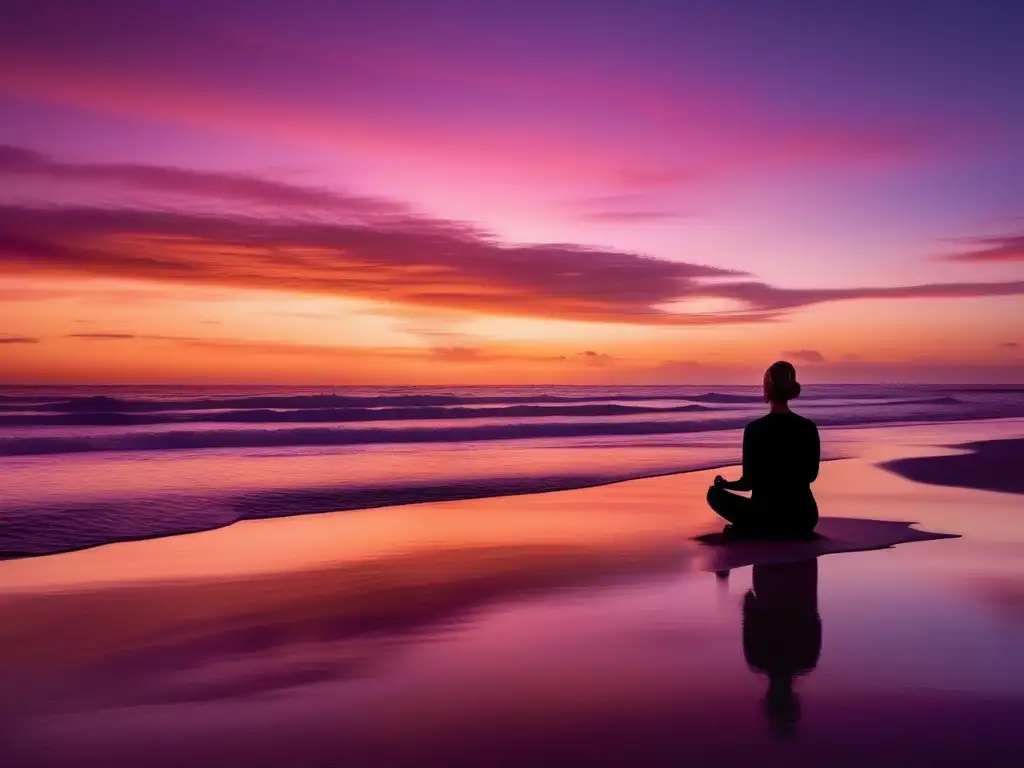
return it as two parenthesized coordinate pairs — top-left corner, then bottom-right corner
(766, 361), (801, 402)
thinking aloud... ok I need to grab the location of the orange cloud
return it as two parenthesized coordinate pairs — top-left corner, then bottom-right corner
(2, 202), (1023, 329)
(0, 203), (744, 325)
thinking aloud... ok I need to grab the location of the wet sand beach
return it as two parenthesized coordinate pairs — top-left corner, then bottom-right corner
(2, 421), (1023, 766)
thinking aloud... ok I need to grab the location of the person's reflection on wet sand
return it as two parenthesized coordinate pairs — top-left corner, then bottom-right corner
(740, 558), (821, 739)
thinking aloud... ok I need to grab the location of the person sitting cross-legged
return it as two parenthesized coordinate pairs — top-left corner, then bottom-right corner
(706, 361), (820, 540)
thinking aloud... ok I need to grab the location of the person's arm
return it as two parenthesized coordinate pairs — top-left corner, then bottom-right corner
(716, 426), (754, 491)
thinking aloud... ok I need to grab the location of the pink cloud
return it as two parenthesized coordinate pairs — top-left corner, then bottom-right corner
(942, 233), (1024, 263)
(706, 279), (1024, 311)
(0, 145), (412, 218)
(0, 27), (945, 198)
(575, 210), (689, 224)
(272, 41), (942, 182)
(0, 57), (649, 189)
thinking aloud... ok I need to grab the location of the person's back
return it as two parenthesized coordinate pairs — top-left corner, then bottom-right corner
(707, 361), (820, 538)
(744, 411), (819, 533)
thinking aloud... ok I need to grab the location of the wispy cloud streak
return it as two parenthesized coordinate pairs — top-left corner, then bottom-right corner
(2, 202), (1023, 326)
(942, 233), (1024, 263)
(0, 146), (412, 220)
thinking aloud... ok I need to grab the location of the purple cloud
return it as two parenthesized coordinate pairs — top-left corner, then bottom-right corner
(0, 146), (413, 221)
(708, 280), (1024, 312)
(941, 233), (1024, 263)
(0, 335), (39, 344)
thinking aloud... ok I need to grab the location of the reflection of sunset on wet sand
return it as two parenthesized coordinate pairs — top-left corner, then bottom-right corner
(3, 422), (1024, 765)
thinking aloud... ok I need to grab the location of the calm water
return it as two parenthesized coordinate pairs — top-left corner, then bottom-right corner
(2, 384), (1023, 557)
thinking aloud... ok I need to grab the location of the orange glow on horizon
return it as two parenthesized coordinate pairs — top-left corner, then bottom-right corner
(2, 273), (1021, 384)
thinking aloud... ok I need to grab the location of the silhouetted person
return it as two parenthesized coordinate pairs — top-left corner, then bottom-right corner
(707, 361), (820, 539)
(742, 558), (821, 740)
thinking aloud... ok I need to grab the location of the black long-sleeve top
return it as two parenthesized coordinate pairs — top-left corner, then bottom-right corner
(739, 412), (820, 527)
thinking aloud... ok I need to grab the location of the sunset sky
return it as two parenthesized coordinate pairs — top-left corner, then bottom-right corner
(1, 0), (1022, 384)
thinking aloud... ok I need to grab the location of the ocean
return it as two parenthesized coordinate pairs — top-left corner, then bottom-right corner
(2, 384), (1023, 558)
